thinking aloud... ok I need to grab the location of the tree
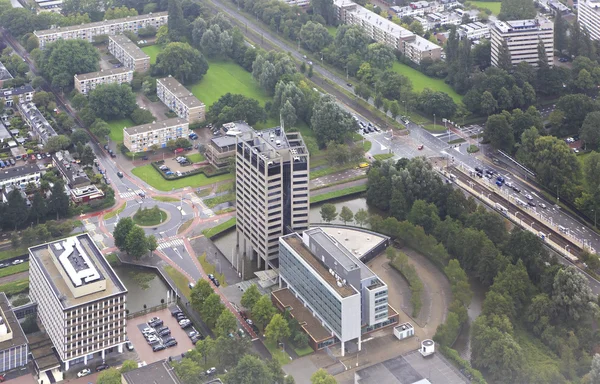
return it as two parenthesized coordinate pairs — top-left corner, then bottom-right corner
(35, 40), (99, 88)
(191, 17), (208, 49)
(200, 25), (221, 57)
(339, 206), (354, 225)
(30, 191), (47, 224)
(215, 309), (237, 338)
(311, 95), (358, 146)
(354, 208), (369, 227)
(311, 369), (336, 384)
(252, 295), (276, 329)
(367, 43), (395, 70)
(575, 69), (595, 93)
(167, 0), (186, 41)
(130, 108), (155, 125)
(155, 42), (208, 85)
(125, 225), (147, 259)
(96, 368), (121, 384)
(497, 87), (512, 111)
(173, 357), (202, 383)
(146, 234), (158, 257)
(588, 354), (600, 384)
(320, 203), (338, 223)
(70, 129), (89, 147)
(280, 100), (297, 129)
(554, 11), (567, 55)
(499, 0), (536, 20)
(555, 94), (597, 136)
(201, 293), (225, 328)
(312, 0), (335, 24)
(191, 279), (213, 312)
(227, 355), (272, 384)
(88, 84), (137, 120)
(496, 40), (512, 71)
(552, 266), (597, 322)
(44, 135), (71, 153)
(5, 190), (27, 230)
(265, 313), (290, 345)
(581, 112), (600, 148)
(120, 360), (138, 373)
(207, 93), (266, 126)
(480, 91), (498, 116)
(529, 136), (581, 197)
(417, 89), (457, 118)
(241, 284), (261, 310)
(299, 21), (333, 53)
(48, 181), (70, 219)
(484, 114), (514, 152)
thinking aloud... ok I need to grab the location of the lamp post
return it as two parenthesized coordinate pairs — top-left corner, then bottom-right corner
(433, 113), (436, 130)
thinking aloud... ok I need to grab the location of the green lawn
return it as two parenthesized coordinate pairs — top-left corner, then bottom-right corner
(131, 164), (234, 191)
(202, 217), (237, 238)
(469, 1), (501, 14)
(0, 262), (29, 279)
(164, 266), (191, 299)
(107, 118), (135, 142)
(190, 60), (271, 107)
(133, 206), (167, 226)
(392, 61), (462, 103)
(204, 193), (235, 208)
(311, 184), (367, 203)
(424, 123), (447, 132)
(0, 279), (29, 297)
(197, 253), (227, 286)
(326, 25), (338, 38)
(103, 203), (126, 220)
(186, 153), (206, 163)
(153, 196), (180, 202)
(264, 340), (292, 366)
(141, 45), (162, 64)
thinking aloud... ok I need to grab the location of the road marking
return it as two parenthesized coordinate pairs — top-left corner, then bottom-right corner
(157, 238), (184, 250)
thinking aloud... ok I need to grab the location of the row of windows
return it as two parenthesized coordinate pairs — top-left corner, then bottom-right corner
(375, 290), (388, 298)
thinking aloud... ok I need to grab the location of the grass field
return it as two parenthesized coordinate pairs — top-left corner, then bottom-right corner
(202, 217), (236, 238)
(204, 193), (235, 208)
(265, 340), (292, 366)
(392, 61), (462, 103)
(103, 203), (126, 220)
(186, 153), (205, 163)
(133, 206), (167, 226)
(0, 262), (29, 279)
(326, 25), (338, 38)
(424, 123), (447, 132)
(131, 164), (233, 191)
(153, 196), (180, 202)
(107, 118), (135, 142)
(141, 45), (162, 64)
(0, 279), (29, 297)
(164, 266), (192, 299)
(311, 184), (367, 204)
(469, 1), (501, 14)
(197, 253), (226, 286)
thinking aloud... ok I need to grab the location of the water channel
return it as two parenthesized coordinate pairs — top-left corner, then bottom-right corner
(112, 265), (170, 313)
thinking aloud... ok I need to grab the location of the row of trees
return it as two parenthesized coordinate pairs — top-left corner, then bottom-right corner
(113, 217), (158, 259)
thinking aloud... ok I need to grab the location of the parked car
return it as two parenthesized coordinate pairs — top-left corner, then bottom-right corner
(165, 339), (178, 348)
(191, 335), (202, 344)
(189, 331), (199, 338)
(208, 274), (215, 281)
(172, 309), (182, 317)
(157, 326), (168, 332)
(175, 313), (187, 321)
(9, 159), (15, 165)
(142, 156), (149, 160)
(96, 364), (109, 372)
(142, 327), (155, 334)
(77, 369), (91, 377)
(179, 319), (192, 328)
(126, 341), (134, 351)
(165, 171), (174, 175)
(213, 279), (220, 287)
(206, 367), (217, 376)
(0, 263), (7, 269)
(147, 337), (160, 344)
(159, 329), (171, 337)
(153, 344), (166, 352)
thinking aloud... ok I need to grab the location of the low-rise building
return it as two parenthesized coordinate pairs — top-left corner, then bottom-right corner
(156, 77), (205, 124)
(458, 22), (490, 40)
(34, 12), (168, 49)
(0, 62), (13, 88)
(0, 164), (42, 190)
(29, 234), (128, 371)
(1, 85), (35, 107)
(108, 35), (150, 72)
(491, 18), (554, 67)
(205, 121), (253, 169)
(0, 292), (29, 373)
(35, 0), (63, 13)
(122, 360), (182, 384)
(74, 68), (134, 95)
(18, 102), (57, 145)
(123, 118), (189, 152)
(53, 150), (104, 203)
(274, 228), (399, 355)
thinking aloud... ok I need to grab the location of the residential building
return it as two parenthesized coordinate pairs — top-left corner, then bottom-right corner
(280, 0), (310, 6)
(1, 85), (35, 107)
(491, 18), (554, 67)
(0, 62), (13, 88)
(458, 22), (490, 40)
(0, 164), (42, 190)
(156, 77), (205, 124)
(273, 228), (398, 355)
(123, 118), (189, 152)
(53, 150), (104, 203)
(35, 0), (63, 13)
(34, 12), (168, 49)
(108, 35), (150, 72)
(0, 292), (28, 373)
(74, 68), (134, 95)
(453, 8), (480, 23)
(333, 0), (442, 63)
(18, 102), (57, 144)
(122, 361), (182, 384)
(205, 121), (253, 169)
(29, 234), (128, 371)
(578, 0), (600, 41)
(413, 16), (431, 30)
(235, 127), (309, 271)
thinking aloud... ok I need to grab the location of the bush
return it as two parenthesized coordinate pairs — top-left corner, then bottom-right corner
(440, 345), (487, 384)
(388, 249), (423, 317)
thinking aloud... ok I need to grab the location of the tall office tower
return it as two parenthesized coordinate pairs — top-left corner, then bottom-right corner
(579, 0), (600, 41)
(235, 127), (310, 272)
(491, 18), (554, 68)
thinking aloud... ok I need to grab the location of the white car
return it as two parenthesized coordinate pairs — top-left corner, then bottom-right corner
(77, 368), (91, 377)
(12, 259), (24, 265)
(206, 367), (217, 376)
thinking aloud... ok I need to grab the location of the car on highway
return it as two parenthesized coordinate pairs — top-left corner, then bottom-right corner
(540, 203), (547, 209)
(528, 201), (536, 207)
(12, 260), (24, 265)
(512, 186), (521, 193)
(346, 83), (352, 87)
(77, 369), (91, 378)
(117, 172), (123, 178)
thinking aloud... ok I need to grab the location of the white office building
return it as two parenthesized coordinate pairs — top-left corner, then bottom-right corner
(578, 0), (600, 41)
(458, 22), (490, 40)
(29, 234), (128, 371)
(491, 18), (554, 67)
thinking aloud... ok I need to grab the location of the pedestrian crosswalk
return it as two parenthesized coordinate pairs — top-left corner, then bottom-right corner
(119, 190), (144, 199)
(157, 238), (185, 250)
(202, 209), (215, 217)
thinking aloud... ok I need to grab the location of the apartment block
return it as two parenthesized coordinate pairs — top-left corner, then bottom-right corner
(235, 127), (309, 271)
(29, 234), (128, 371)
(108, 35), (150, 72)
(0, 293), (28, 373)
(333, 0), (442, 63)
(458, 22), (490, 40)
(74, 68), (134, 95)
(156, 77), (205, 124)
(34, 12), (168, 49)
(578, 0), (600, 41)
(491, 18), (554, 68)
(123, 118), (189, 152)
(273, 228), (397, 355)
(0, 164), (42, 190)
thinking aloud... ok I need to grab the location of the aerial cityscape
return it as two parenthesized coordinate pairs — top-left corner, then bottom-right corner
(0, 0), (598, 382)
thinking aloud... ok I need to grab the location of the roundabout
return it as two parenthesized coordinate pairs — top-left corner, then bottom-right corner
(132, 205), (169, 227)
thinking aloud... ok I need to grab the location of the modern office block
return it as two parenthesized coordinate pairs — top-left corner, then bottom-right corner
(206, 121), (253, 169)
(74, 68), (134, 95)
(123, 118), (189, 152)
(34, 12), (168, 49)
(108, 35), (150, 72)
(0, 293), (28, 373)
(579, 0), (600, 41)
(491, 18), (554, 67)
(156, 77), (205, 124)
(29, 234), (128, 370)
(235, 127), (309, 271)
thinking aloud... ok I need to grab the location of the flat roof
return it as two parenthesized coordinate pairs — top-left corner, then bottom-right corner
(53, 150), (90, 187)
(1, 85), (34, 97)
(494, 17), (553, 33)
(305, 227), (363, 273)
(408, 35), (440, 51)
(0, 164), (41, 182)
(109, 34), (150, 60)
(282, 234), (358, 298)
(74, 67), (133, 81)
(29, 234), (127, 309)
(0, 293), (28, 352)
(124, 117), (188, 136)
(0, 62), (13, 81)
(211, 121), (254, 149)
(319, 226), (388, 260)
(272, 288), (332, 342)
(27, 331), (61, 371)
(335, 0), (415, 39)
(122, 360), (181, 384)
(157, 77), (205, 109)
(34, 12), (168, 36)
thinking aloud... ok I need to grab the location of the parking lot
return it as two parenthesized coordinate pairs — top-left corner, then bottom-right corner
(126, 308), (196, 364)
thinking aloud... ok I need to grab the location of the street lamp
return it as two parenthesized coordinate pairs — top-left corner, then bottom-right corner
(433, 113), (436, 130)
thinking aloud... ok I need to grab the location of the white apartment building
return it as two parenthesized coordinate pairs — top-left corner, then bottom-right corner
(74, 68), (134, 95)
(108, 35), (150, 72)
(0, 164), (42, 190)
(123, 118), (189, 152)
(334, 0), (442, 63)
(156, 77), (205, 124)
(34, 12), (168, 49)
(459, 22), (490, 40)
(491, 18), (554, 67)
(235, 127), (310, 272)
(29, 234), (128, 371)
(578, 0), (600, 41)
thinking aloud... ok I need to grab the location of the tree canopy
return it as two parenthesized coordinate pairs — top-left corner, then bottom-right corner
(35, 40), (99, 88)
(154, 42), (208, 85)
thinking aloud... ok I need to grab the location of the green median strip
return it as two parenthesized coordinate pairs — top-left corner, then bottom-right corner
(0, 279), (29, 297)
(310, 184), (367, 204)
(0, 262), (29, 279)
(103, 203), (126, 220)
(202, 218), (236, 238)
